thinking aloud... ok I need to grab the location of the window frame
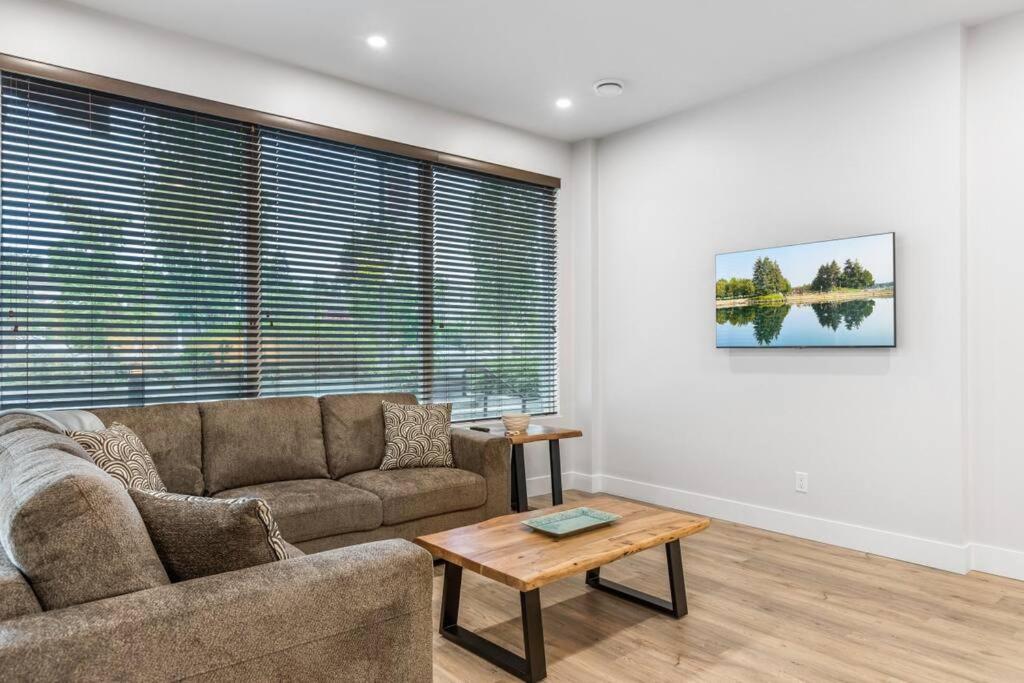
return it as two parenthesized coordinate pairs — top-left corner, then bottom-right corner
(0, 57), (560, 421)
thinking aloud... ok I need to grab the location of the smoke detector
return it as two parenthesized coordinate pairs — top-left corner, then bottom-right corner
(593, 79), (625, 98)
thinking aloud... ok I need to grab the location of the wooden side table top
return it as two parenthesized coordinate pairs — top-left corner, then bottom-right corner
(415, 496), (709, 592)
(464, 424), (583, 445)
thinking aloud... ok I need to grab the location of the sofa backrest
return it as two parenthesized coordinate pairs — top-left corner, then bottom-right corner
(199, 396), (329, 495)
(319, 392), (417, 477)
(92, 402), (204, 496)
(0, 417), (170, 611)
(86, 391), (417, 491)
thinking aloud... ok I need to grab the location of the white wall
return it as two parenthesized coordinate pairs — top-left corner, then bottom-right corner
(567, 140), (599, 481)
(0, 0), (568, 179)
(592, 27), (971, 572)
(5, 0), (1022, 577)
(966, 12), (1024, 578)
(0, 0), (586, 485)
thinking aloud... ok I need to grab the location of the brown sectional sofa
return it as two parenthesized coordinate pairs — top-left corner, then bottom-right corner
(91, 391), (511, 552)
(0, 392), (512, 681)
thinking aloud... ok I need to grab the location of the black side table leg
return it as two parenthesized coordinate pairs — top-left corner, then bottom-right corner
(510, 448), (520, 512)
(512, 443), (528, 513)
(548, 439), (563, 506)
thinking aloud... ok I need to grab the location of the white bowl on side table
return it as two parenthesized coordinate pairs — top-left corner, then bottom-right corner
(501, 412), (531, 435)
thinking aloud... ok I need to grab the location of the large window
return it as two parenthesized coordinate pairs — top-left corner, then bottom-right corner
(0, 73), (557, 420)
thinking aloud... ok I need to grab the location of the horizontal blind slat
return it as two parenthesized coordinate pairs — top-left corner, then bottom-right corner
(1, 72), (558, 420)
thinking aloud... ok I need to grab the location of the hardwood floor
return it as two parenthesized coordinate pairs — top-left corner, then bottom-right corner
(431, 491), (1024, 682)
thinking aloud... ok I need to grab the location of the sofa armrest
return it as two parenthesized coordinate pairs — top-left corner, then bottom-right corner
(0, 539), (433, 682)
(451, 428), (510, 518)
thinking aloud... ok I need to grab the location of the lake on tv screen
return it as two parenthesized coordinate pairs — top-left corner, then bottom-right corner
(715, 234), (895, 348)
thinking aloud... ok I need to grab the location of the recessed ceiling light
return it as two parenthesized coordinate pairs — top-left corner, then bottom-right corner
(366, 35), (388, 49)
(593, 79), (625, 98)
(555, 97), (572, 109)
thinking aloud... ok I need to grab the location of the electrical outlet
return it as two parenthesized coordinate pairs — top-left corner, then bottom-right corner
(795, 471), (809, 493)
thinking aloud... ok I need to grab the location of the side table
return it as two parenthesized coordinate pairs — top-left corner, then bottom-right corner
(470, 425), (583, 513)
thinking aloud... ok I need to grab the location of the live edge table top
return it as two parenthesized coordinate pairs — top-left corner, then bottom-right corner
(465, 424), (583, 445)
(415, 497), (710, 592)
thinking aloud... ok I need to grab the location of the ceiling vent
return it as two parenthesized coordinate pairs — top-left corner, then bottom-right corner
(593, 79), (625, 98)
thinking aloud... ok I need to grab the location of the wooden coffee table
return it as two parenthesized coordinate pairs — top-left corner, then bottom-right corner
(415, 497), (710, 682)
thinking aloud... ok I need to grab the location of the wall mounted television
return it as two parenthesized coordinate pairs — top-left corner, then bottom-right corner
(716, 232), (896, 348)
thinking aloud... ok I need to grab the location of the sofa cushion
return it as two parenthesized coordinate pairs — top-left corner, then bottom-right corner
(200, 396), (329, 495)
(281, 540), (305, 558)
(320, 392), (417, 478)
(128, 489), (293, 581)
(92, 403), (204, 495)
(294, 506), (488, 554)
(213, 479), (382, 543)
(67, 423), (167, 492)
(0, 423), (169, 610)
(341, 468), (486, 525)
(0, 552), (40, 620)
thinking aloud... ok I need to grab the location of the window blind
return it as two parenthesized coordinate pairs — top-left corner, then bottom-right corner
(256, 128), (430, 397)
(430, 165), (557, 419)
(0, 72), (558, 420)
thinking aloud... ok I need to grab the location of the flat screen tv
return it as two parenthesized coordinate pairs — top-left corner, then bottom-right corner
(716, 232), (895, 348)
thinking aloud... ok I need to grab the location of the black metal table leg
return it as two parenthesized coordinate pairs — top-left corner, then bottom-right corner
(511, 443), (528, 513)
(520, 589), (547, 682)
(666, 540), (688, 617)
(584, 540), (688, 618)
(438, 561), (547, 682)
(548, 439), (563, 506)
(440, 561), (462, 631)
(510, 449), (520, 512)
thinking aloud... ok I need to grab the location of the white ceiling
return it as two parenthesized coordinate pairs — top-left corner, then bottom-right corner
(65, 0), (1024, 142)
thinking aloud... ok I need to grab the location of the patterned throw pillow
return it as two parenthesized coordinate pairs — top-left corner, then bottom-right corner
(128, 489), (301, 582)
(380, 400), (454, 470)
(67, 422), (166, 492)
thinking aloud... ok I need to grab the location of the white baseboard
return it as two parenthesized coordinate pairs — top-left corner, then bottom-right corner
(525, 471), (597, 496)
(525, 473), (553, 496)
(528, 471), (1023, 581)
(970, 544), (1024, 581)
(593, 474), (971, 574)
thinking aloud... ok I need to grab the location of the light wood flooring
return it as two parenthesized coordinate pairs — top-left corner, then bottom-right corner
(431, 491), (1024, 682)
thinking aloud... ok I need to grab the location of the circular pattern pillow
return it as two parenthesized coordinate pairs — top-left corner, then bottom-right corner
(67, 422), (167, 492)
(380, 400), (453, 470)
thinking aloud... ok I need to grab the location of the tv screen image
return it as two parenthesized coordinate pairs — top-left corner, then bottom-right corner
(716, 233), (895, 348)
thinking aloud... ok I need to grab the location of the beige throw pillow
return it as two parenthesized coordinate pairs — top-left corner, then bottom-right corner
(380, 400), (454, 470)
(128, 490), (301, 582)
(67, 422), (166, 492)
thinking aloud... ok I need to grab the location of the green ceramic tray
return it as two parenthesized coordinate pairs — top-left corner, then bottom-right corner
(522, 507), (621, 538)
